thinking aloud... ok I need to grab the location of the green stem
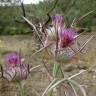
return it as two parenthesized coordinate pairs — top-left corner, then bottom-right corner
(53, 63), (64, 78)
(49, 59), (64, 96)
(51, 62), (64, 96)
(17, 81), (28, 96)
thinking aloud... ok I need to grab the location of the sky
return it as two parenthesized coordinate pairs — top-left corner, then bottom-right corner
(23, 0), (44, 4)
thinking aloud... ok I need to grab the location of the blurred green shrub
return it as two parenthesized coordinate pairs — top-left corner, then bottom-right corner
(0, 0), (96, 35)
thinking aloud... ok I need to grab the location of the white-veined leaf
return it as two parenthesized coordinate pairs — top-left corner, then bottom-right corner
(68, 80), (87, 96)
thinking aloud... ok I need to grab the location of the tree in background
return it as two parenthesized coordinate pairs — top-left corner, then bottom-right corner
(0, 0), (31, 35)
(0, 0), (96, 35)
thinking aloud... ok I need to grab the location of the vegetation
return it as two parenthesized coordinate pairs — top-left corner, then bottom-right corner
(0, 0), (96, 96)
(0, 0), (96, 35)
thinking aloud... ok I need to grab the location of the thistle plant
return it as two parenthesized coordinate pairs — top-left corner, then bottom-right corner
(20, 11), (94, 95)
(40, 13), (94, 96)
(0, 0), (94, 96)
(0, 52), (41, 82)
(0, 52), (41, 96)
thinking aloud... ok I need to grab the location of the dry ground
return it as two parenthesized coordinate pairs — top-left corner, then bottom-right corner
(0, 32), (96, 96)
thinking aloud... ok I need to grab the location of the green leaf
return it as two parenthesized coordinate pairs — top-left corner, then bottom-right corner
(68, 80), (87, 96)
(67, 80), (78, 96)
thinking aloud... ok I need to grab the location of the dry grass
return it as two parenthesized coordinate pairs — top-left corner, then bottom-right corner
(0, 33), (96, 96)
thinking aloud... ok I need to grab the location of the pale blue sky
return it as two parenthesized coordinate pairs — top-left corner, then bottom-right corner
(24, 0), (44, 4)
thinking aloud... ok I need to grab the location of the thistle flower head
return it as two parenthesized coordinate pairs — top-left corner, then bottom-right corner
(1, 52), (29, 82)
(5, 52), (22, 67)
(59, 28), (76, 48)
(52, 14), (64, 28)
(52, 14), (63, 23)
(1, 51), (41, 82)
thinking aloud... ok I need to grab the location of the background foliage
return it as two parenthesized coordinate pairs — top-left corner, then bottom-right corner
(0, 0), (96, 35)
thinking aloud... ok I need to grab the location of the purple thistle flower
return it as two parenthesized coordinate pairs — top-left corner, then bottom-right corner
(59, 28), (76, 48)
(2, 52), (29, 82)
(52, 14), (63, 23)
(5, 52), (22, 67)
(52, 14), (64, 29)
